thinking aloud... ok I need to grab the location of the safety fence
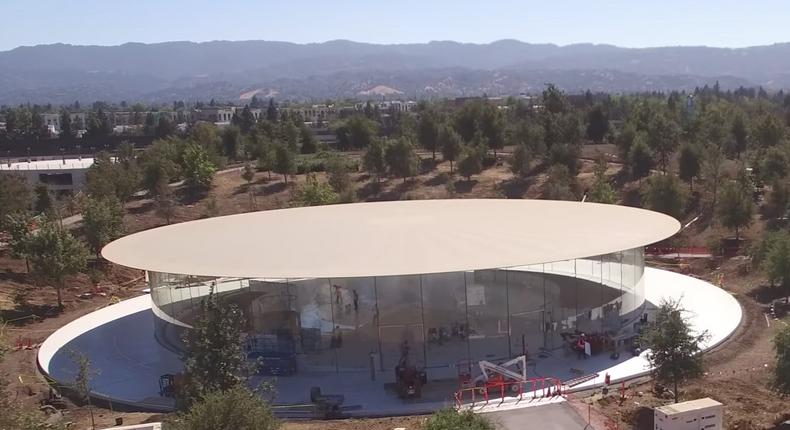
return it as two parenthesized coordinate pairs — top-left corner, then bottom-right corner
(453, 377), (563, 409)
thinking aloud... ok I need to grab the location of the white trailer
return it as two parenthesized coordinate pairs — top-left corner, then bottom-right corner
(654, 398), (723, 430)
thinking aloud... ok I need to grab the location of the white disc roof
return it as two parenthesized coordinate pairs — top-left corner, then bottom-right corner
(102, 199), (680, 279)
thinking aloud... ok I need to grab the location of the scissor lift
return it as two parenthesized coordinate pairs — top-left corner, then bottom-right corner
(472, 355), (527, 395)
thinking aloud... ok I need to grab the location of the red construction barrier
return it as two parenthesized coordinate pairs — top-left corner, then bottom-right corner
(454, 377), (563, 408)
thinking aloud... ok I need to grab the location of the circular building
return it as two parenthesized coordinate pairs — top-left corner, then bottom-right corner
(102, 199), (679, 380)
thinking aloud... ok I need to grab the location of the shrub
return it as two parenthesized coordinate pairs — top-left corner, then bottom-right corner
(424, 409), (494, 430)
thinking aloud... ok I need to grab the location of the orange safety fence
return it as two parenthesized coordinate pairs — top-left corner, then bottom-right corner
(454, 377), (563, 409)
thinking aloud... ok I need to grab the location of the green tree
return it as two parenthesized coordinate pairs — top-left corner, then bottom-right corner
(0, 174), (32, 229)
(646, 113), (681, 172)
(417, 109), (440, 159)
(642, 174), (686, 219)
(760, 146), (788, 182)
(4, 212), (33, 272)
(384, 137), (419, 182)
(294, 173), (339, 206)
(154, 178), (177, 224)
(167, 386), (278, 430)
(678, 143), (702, 191)
(81, 196), (125, 257)
(34, 184), (53, 215)
(363, 138), (386, 183)
(266, 98), (278, 122)
(299, 126), (318, 154)
(333, 116), (379, 150)
(588, 158), (617, 204)
(280, 121), (300, 152)
(59, 109), (74, 140)
(181, 290), (250, 406)
(729, 112), (749, 158)
(156, 115), (176, 138)
(640, 299), (708, 403)
(509, 143), (531, 177)
(763, 232), (790, 300)
(753, 113), (784, 148)
(772, 325), (790, 395)
(326, 155), (353, 196)
(702, 143), (726, 209)
(69, 350), (98, 429)
(85, 151), (140, 203)
(439, 125), (463, 173)
(586, 104), (609, 143)
(542, 84), (568, 114)
(628, 134), (654, 183)
(543, 164), (577, 201)
(457, 145), (483, 181)
(424, 409), (493, 430)
(221, 126), (243, 160)
(182, 143), (217, 191)
(273, 143), (296, 184)
(28, 218), (89, 308)
(716, 181), (754, 240)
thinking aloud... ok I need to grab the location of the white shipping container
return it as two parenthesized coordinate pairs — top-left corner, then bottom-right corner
(654, 398), (723, 430)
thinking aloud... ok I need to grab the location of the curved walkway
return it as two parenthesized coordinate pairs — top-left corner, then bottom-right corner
(37, 267), (741, 415)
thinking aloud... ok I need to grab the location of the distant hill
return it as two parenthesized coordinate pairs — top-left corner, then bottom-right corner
(1, 39), (789, 104)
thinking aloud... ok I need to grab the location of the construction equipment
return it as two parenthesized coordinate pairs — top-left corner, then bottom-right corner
(466, 355), (527, 395)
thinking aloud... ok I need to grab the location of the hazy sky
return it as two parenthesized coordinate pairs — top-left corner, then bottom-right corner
(2, 0), (789, 51)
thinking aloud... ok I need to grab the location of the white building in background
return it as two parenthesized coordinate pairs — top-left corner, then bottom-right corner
(0, 157), (95, 196)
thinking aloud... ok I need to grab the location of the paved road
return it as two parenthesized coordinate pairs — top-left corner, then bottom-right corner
(484, 403), (590, 430)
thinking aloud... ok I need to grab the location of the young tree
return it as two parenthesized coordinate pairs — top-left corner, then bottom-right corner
(646, 113), (681, 172)
(299, 126), (318, 154)
(4, 212), (33, 272)
(763, 232), (790, 300)
(0, 174), (32, 228)
(182, 143), (217, 191)
(363, 138), (386, 183)
(457, 146), (483, 181)
(266, 98), (278, 122)
(588, 159), (617, 204)
(154, 179), (177, 225)
(221, 126), (243, 160)
(729, 112), (748, 158)
(641, 299), (709, 403)
(60, 109), (74, 140)
(34, 184), (53, 216)
(181, 290), (250, 406)
(424, 408), (494, 430)
(333, 116), (379, 150)
(167, 386), (278, 430)
(28, 218), (89, 308)
(439, 125), (462, 173)
(586, 104), (609, 143)
(294, 173), (339, 207)
(642, 174), (686, 219)
(273, 143), (296, 184)
(384, 137), (419, 182)
(678, 143), (702, 191)
(326, 156), (352, 196)
(702, 143), (726, 209)
(509, 143), (531, 177)
(81, 196), (125, 258)
(543, 164), (577, 201)
(628, 135), (654, 183)
(69, 350), (98, 429)
(772, 325), (790, 395)
(717, 181), (754, 240)
(416, 109), (440, 159)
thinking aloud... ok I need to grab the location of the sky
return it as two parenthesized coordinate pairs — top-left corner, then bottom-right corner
(2, 0), (789, 51)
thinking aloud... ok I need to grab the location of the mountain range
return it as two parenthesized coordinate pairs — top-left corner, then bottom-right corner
(2, 39), (790, 105)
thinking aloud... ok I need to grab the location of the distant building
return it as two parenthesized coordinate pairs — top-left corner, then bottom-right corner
(0, 157), (95, 196)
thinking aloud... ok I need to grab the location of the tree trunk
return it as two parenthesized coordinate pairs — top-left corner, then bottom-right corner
(673, 377), (678, 403)
(25, 258), (29, 273)
(450, 160), (454, 173)
(56, 284), (63, 309)
(432, 149), (436, 160)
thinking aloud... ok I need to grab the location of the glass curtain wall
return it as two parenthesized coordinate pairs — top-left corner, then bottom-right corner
(151, 248), (646, 376)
